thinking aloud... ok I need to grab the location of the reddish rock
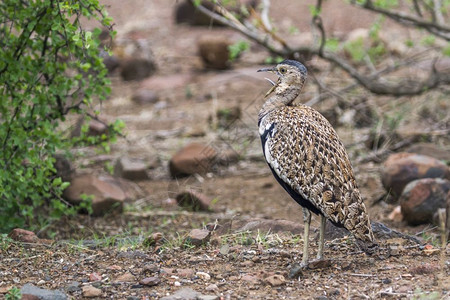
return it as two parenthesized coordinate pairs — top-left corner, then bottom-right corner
(140, 276), (161, 286)
(264, 274), (285, 286)
(161, 268), (194, 278)
(71, 117), (109, 138)
(114, 272), (136, 283)
(100, 175), (143, 201)
(406, 143), (450, 161)
(400, 178), (450, 225)
(241, 274), (260, 284)
(185, 229), (211, 247)
(169, 143), (218, 178)
(131, 89), (159, 104)
(8, 229), (38, 243)
(381, 152), (450, 199)
(82, 285), (102, 298)
(114, 157), (149, 181)
(63, 174), (125, 216)
(176, 190), (212, 211)
(120, 58), (156, 81)
(198, 36), (232, 69)
(174, 0), (258, 26)
(89, 272), (102, 282)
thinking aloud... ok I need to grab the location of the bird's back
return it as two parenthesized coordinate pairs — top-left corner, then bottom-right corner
(259, 104), (374, 243)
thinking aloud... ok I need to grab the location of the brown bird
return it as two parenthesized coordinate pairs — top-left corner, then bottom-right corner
(257, 60), (376, 271)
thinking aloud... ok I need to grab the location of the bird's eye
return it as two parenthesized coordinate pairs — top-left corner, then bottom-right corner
(279, 67), (287, 74)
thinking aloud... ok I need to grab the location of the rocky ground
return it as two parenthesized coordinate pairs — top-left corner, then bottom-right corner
(1, 0), (450, 299)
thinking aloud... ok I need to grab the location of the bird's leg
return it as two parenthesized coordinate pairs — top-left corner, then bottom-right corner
(317, 214), (326, 260)
(301, 208), (311, 266)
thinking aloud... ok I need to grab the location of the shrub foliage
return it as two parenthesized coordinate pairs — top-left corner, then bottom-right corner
(0, 0), (118, 232)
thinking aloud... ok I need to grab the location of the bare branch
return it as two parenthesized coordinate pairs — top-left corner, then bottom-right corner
(351, 0), (450, 40)
(194, 1), (450, 97)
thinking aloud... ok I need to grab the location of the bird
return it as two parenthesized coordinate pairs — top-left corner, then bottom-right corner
(257, 60), (376, 272)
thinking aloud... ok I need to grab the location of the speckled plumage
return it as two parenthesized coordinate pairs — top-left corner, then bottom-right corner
(258, 60), (375, 259)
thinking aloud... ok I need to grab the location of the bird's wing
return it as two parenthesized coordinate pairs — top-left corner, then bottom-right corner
(261, 105), (373, 242)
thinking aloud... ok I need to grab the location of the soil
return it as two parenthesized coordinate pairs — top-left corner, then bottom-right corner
(1, 1), (449, 299)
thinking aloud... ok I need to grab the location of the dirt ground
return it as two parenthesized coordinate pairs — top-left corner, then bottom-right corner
(1, 1), (449, 299)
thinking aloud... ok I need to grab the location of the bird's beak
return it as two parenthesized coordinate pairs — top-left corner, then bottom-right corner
(257, 67), (276, 73)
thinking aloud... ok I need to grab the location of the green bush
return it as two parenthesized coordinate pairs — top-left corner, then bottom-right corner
(0, 0), (119, 233)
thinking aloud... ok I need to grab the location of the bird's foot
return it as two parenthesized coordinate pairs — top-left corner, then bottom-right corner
(289, 259), (332, 278)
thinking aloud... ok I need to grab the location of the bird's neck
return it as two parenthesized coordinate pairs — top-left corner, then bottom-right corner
(258, 82), (301, 121)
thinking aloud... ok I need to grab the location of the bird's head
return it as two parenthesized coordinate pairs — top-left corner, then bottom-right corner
(257, 60), (308, 98)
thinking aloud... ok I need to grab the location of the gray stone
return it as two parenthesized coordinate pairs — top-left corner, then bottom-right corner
(114, 157), (149, 181)
(21, 284), (67, 300)
(185, 229), (211, 247)
(140, 276), (161, 286)
(160, 287), (200, 300)
(65, 281), (80, 293)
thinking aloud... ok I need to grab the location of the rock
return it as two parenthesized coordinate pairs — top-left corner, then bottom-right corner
(71, 117), (109, 138)
(89, 272), (102, 282)
(175, 0), (258, 26)
(120, 58), (156, 81)
(82, 285), (102, 298)
(185, 229), (211, 247)
(161, 288), (205, 300)
(114, 272), (136, 283)
(198, 296), (219, 300)
(400, 178), (450, 225)
(8, 228), (52, 245)
(198, 36), (232, 69)
(381, 152), (450, 199)
(140, 74), (191, 91)
(63, 174), (125, 216)
(131, 89), (159, 104)
(140, 276), (161, 286)
(174, 1), (224, 26)
(205, 284), (219, 292)
(65, 281), (80, 293)
(264, 274), (285, 286)
(8, 229), (38, 243)
(169, 143), (218, 178)
(143, 263), (160, 274)
(100, 176), (143, 201)
(21, 284), (67, 300)
(53, 154), (74, 182)
(406, 143), (450, 161)
(241, 274), (260, 284)
(176, 190), (212, 211)
(114, 157), (149, 181)
(196, 271), (211, 281)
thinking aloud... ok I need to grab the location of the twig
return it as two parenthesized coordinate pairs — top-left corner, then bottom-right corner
(347, 273), (377, 277)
